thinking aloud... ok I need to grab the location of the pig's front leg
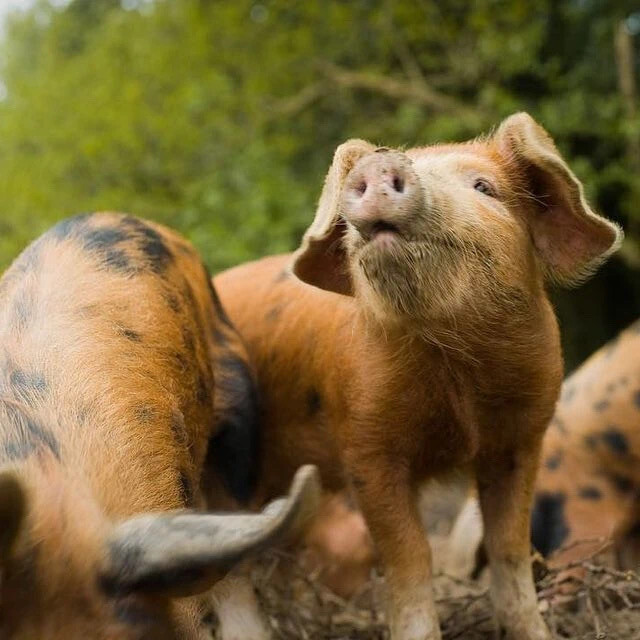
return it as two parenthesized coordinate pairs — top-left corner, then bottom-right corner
(476, 441), (552, 640)
(345, 448), (441, 640)
(211, 563), (272, 640)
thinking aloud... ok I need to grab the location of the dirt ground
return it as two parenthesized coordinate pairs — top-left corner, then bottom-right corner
(251, 543), (640, 640)
(247, 487), (640, 640)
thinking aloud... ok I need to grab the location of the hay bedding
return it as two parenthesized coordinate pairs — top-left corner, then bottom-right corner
(249, 546), (640, 640)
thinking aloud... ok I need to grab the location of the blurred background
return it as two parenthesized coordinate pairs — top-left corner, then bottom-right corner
(0, 0), (638, 370)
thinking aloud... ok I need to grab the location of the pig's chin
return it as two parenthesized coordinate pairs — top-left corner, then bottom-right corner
(352, 236), (467, 321)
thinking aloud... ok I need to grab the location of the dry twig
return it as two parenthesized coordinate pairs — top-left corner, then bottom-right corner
(249, 541), (640, 640)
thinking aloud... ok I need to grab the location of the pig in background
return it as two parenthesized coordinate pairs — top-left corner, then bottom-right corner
(445, 317), (640, 581)
(215, 113), (622, 640)
(534, 318), (640, 568)
(0, 212), (320, 640)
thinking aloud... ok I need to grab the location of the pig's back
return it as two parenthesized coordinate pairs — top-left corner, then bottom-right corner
(0, 212), (221, 516)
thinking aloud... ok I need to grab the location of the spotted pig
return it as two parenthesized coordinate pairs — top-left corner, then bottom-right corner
(215, 113), (622, 640)
(532, 318), (640, 567)
(0, 212), (320, 640)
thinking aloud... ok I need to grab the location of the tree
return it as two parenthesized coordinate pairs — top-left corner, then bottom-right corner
(0, 0), (638, 367)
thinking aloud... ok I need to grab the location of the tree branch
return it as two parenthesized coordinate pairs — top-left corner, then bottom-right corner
(264, 82), (328, 121)
(318, 61), (480, 119)
(614, 19), (640, 170)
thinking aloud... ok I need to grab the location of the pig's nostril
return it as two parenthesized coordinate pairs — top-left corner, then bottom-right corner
(356, 182), (367, 196)
(392, 176), (404, 193)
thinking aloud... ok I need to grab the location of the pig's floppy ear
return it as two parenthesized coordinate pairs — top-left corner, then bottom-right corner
(101, 465), (321, 598)
(496, 112), (622, 287)
(291, 139), (377, 295)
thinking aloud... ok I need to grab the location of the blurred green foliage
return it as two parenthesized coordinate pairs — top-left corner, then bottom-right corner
(0, 0), (639, 368)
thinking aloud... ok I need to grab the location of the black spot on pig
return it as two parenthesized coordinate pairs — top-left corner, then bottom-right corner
(178, 470), (195, 508)
(164, 291), (181, 313)
(2, 437), (38, 461)
(13, 290), (34, 330)
(211, 324), (229, 347)
(1, 410), (60, 462)
(137, 226), (173, 274)
(593, 399), (610, 412)
(206, 273), (234, 330)
(120, 215), (173, 274)
(602, 428), (629, 456)
(609, 474), (634, 494)
(531, 492), (569, 557)
(584, 434), (598, 450)
(307, 388), (322, 417)
(578, 486), (602, 500)
(51, 213), (90, 240)
(102, 249), (134, 274)
(10, 370), (47, 398)
(544, 450), (562, 470)
(25, 417), (60, 460)
(196, 373), (211, 406)
(135, 405), (155, 424)
(119, 327), (142, 342)
(83, 227), (128, 253)
(206, 355), (260, 504)
(79, 225), (137, 275)
(266, 305), (283, 323)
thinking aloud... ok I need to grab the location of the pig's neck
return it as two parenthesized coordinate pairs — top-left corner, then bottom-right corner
(355, 294), (561, 405)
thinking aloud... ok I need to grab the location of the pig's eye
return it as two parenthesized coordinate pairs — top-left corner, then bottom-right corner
(473, 179), (497, 198)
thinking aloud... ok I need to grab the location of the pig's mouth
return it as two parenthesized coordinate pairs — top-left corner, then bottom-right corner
(369, 220), (401, 239)
(356, 220), (405, 250)
(349, 219), (404, 254)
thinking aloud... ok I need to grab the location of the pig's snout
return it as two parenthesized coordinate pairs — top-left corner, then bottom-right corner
(342, 152), (423, 241)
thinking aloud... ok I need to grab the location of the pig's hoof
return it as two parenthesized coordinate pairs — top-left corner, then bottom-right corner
(391, 606), (442, 640)
(218, 617), (271, 640)
(496, 613), (552, 640)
